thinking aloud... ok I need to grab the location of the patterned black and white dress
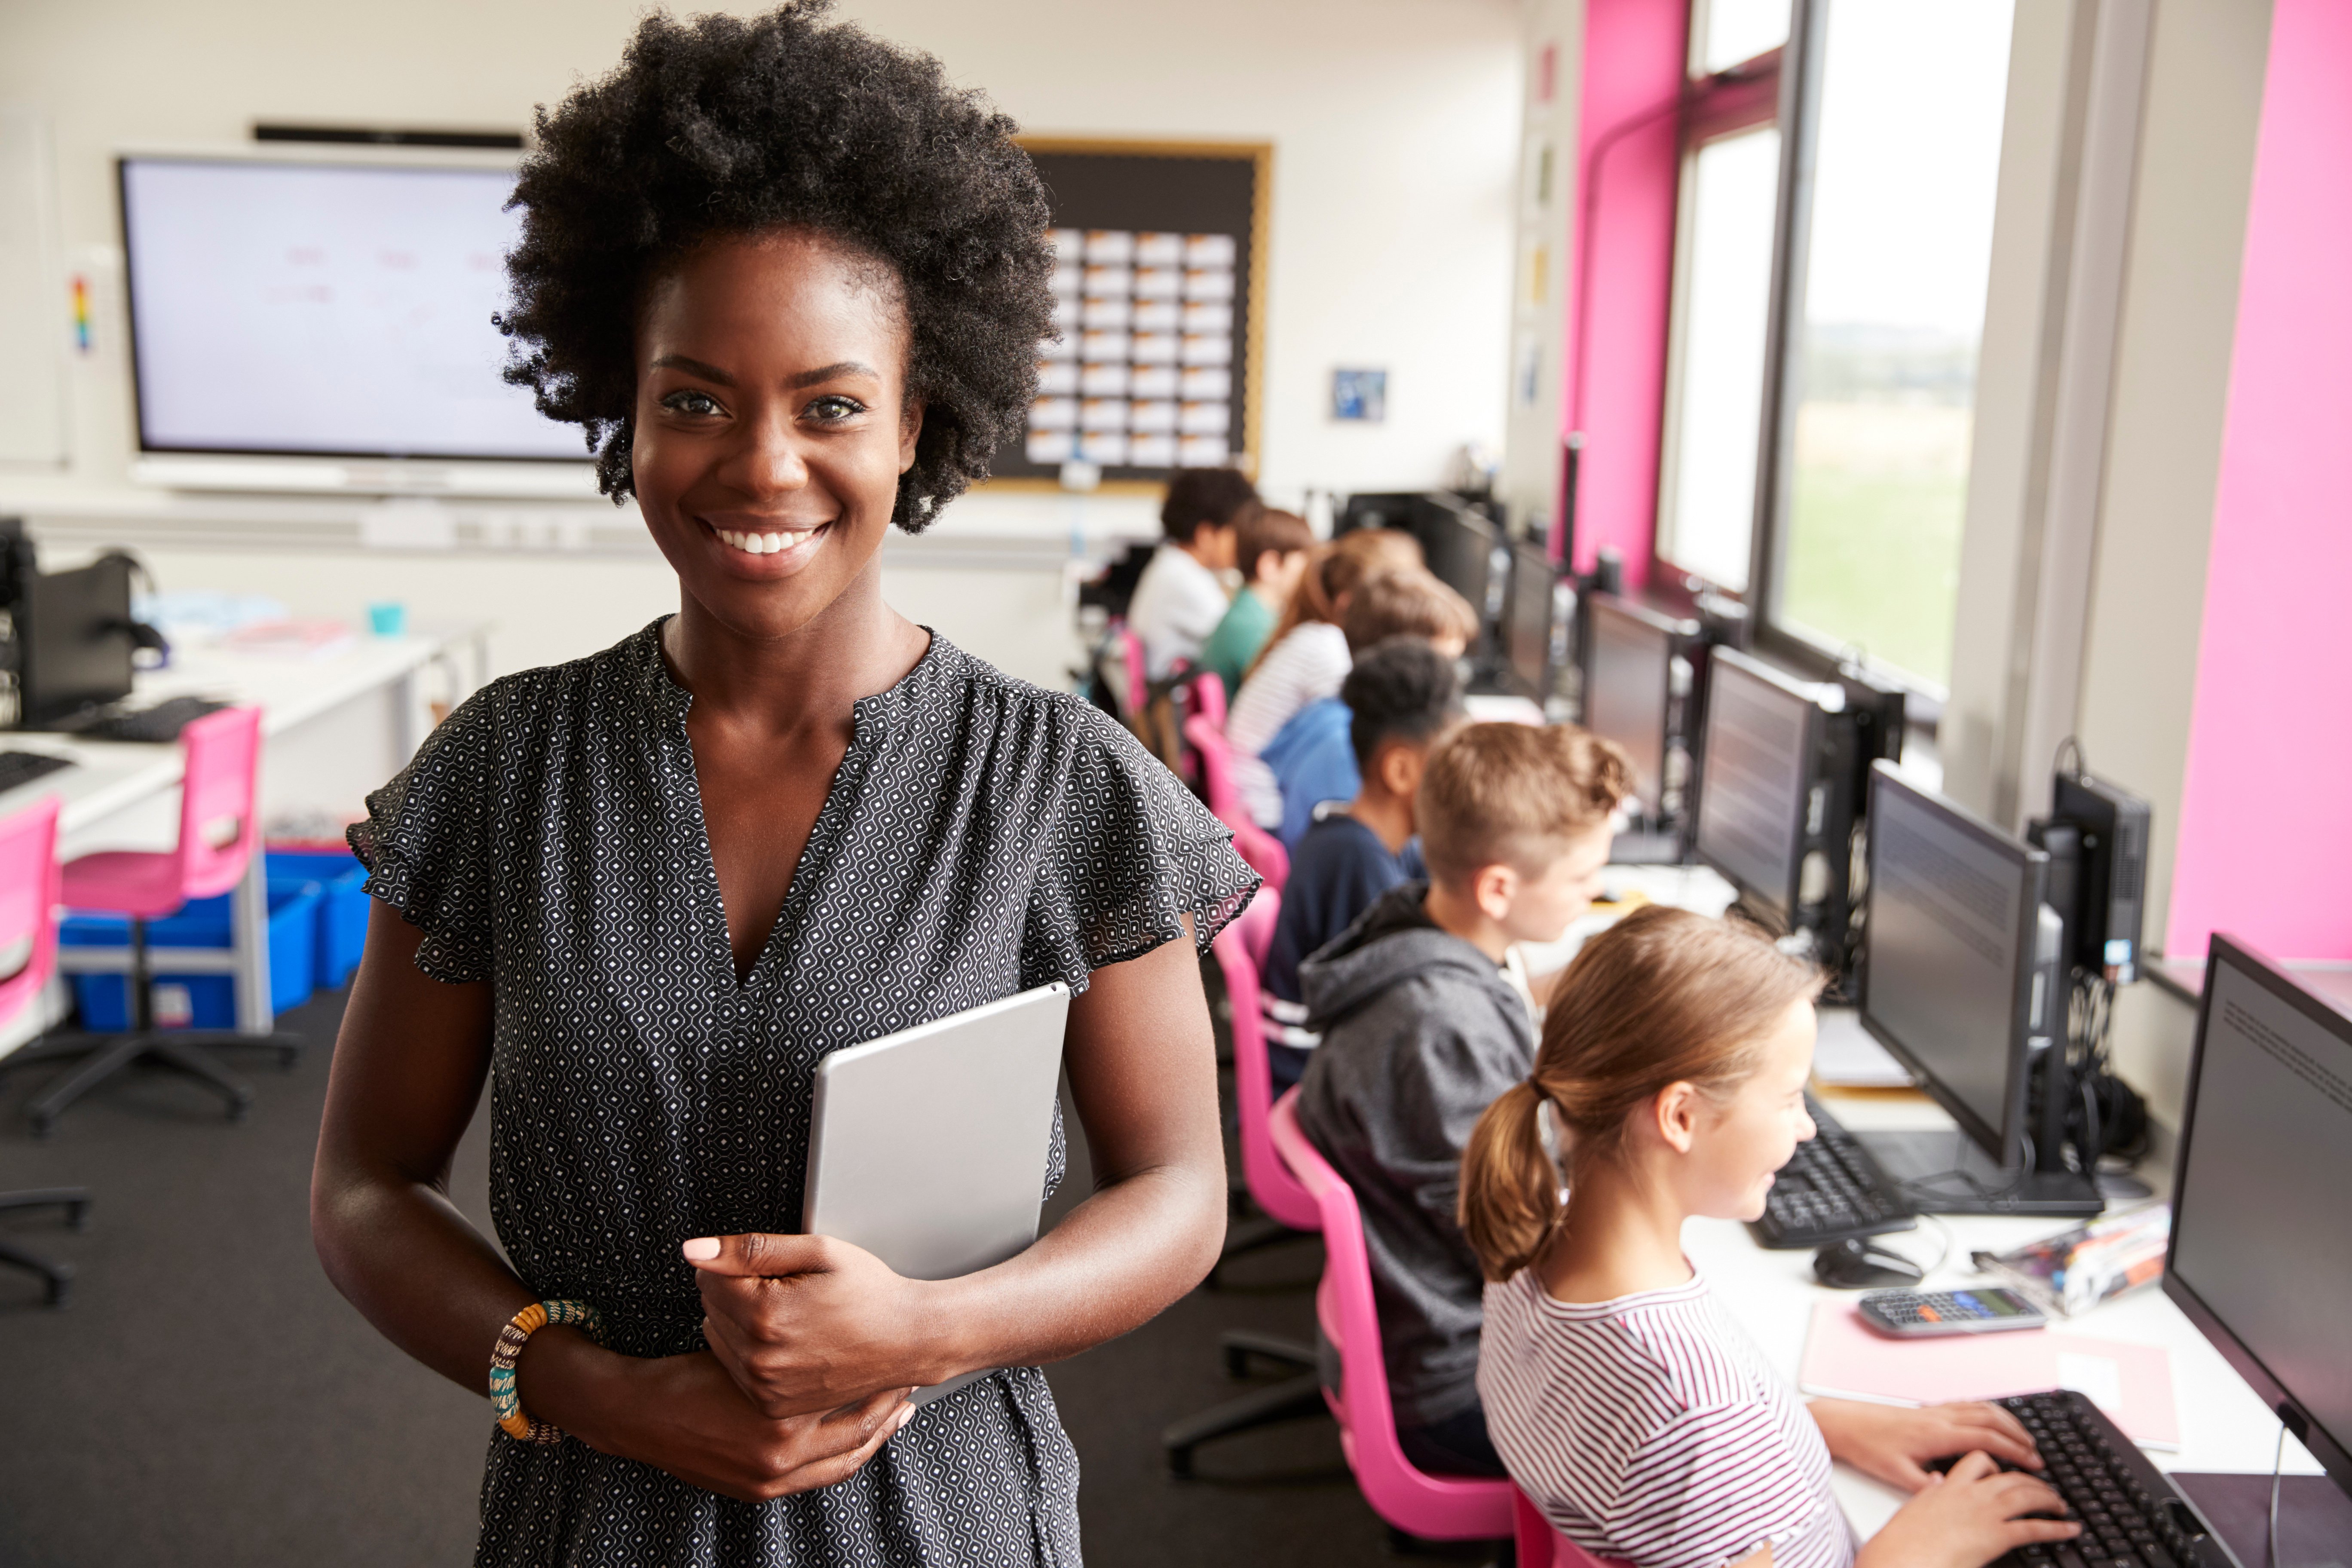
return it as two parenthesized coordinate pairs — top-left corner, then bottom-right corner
(350, 619), (1256, 1568)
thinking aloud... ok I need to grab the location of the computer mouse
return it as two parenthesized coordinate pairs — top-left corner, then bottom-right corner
(1813, 1237), (1926, 1290)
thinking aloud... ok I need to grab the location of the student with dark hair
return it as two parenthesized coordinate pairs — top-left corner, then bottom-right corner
(1259, 637), (1464, 1093)
(309, 8), (1251, 1565)
(1260, 569), (1480, 848)
(1197, 508), (1314, 695)
(1128, 467), (1260, 678)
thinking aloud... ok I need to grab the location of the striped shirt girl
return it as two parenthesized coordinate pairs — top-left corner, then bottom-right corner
(1480, 1264), (1854, 1568)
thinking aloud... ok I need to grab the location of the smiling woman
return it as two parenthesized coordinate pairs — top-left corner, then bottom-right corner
(307, 6), (1254, 1567)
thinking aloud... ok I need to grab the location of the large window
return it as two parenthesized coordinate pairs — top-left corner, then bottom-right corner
(1768, 0), (2015, 691)
(1657, 126), (1781, 592)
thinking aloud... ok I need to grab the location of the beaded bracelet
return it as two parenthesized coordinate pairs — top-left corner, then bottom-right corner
(488, 1299), (604, 1443)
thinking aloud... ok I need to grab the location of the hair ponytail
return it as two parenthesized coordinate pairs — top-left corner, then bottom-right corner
(1457, 906), (1826, 1283)
(1459, 1079), (1563, 1283)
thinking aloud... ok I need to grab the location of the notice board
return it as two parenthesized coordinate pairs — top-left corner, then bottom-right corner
(992, 137), (1271, 488)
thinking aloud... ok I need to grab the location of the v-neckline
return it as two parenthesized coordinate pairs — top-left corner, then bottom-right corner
(646, 622), (942, 993)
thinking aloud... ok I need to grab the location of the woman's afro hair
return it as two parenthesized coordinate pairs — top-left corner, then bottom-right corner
(497, 1), (1055, 530)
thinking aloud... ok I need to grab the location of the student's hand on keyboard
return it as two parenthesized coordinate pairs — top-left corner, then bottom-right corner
(684, 1230), (943, 1418)
(1857, 1452), (2081, 1568)
(1810, 1397), (2044, 1491)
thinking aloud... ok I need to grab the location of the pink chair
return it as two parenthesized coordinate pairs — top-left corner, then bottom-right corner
(1116, 622), (1150, 722)
(1183, 714), (1290, 894)
(1188, 669), (1230, 732)
(1269, 1090), (1516, 1543)
(1162, 892), (1329, 1474)
(11, 707), (299, 1134)
(0, 796), (93, 1304)
(1513, 1489), (1633, 1568)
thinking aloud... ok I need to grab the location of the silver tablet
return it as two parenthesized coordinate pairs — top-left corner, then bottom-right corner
(802, 982), (1072, 1403)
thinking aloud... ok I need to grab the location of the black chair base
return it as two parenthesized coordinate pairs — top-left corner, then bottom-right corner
(4, 1029), (303, 1135)
(1161, 1332), (1323, 1476)
(0, 1187), (91, 1307)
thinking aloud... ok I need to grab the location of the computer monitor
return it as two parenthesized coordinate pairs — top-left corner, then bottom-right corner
(117, 154), (582, 467)
(2167, 935), (2352, 1522)
(1335, 491), (1501, 644)
(1580, 594), (1680, 825)
(1857, 763), (2096, 1214)
(1501, 538), (1557, 700)
(1693, 648), (1816, 931)
(16, 556), (137, 727)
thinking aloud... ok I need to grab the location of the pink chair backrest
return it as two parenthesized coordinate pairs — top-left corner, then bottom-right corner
(1190, 669), (1228, 731)
(1117, 624), (1150, 720)
(1213, 898), (1319, 1234)
(0, 795), (62, 1028)
(1182, 714), (1290, 894)
(175, 705), (264, 901)
(1269, 1091), (1515, 1541)
(1513, 1490), (1635, 1568)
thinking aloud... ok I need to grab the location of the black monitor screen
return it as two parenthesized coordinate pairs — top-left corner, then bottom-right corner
(2169, 940), (2352, 1492)
(21, 558), (135, 725)
(1585, 600), (1671, 819)
(1506, 542), (1554, 697)
(1862, 765), (2040, 1161)
(1420, 499), (1496, 630)
(1694, 649), (1813, 925)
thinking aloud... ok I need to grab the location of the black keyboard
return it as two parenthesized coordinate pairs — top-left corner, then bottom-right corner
(1932, 1389), (2233, 1568)
(0, 750), (74, 794)
(1749, 1093), (1917, 1247)
(77, 696), (229, 744)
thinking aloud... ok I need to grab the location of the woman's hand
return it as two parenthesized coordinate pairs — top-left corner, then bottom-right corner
(1857, 1451), (2080, 1568)
(524, 1327), (916, 1503)
(1810, 1398), (2043, 1492)
(685, 1232), (944, 1417)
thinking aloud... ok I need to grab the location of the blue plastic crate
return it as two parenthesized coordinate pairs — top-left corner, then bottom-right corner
(266, 847), (370, 989)
(63, 880), (322, 1030)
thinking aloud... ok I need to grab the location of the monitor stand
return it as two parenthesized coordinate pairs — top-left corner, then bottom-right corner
(1853, 1128), (2104, 1216)
(2168, 1472), (2352, 1566)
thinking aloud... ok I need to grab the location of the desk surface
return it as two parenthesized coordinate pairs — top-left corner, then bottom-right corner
(1700, 1087), (2328, 1537)
(0, 632), (451, 834)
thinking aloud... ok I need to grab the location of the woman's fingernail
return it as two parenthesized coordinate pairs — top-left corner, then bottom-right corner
(894, 1403), (917, 1432)
(682, 1237), (722, 1261)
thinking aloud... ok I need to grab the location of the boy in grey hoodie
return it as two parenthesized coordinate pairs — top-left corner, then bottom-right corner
(1295, 721), (1630, 1477)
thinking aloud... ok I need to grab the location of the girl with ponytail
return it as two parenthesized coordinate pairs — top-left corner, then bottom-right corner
(1463, 906), (2084, 1568)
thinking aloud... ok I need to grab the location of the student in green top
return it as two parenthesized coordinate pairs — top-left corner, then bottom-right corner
(1199, 508), (1315, 697)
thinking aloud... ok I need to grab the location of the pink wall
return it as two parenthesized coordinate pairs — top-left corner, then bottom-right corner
(2165, 0), (2352, 962)
(1561, 0), (1687, 589)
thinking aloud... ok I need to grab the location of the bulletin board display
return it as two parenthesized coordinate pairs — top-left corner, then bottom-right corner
(990, 138), (1271, 488)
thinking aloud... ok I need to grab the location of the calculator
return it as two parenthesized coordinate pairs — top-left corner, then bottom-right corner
(1857, 1286), (2048, 1337)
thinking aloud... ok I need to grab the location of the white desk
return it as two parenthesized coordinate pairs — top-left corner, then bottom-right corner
(0, 629), (475, 1051)
(1693, 1087), (2327, 1538)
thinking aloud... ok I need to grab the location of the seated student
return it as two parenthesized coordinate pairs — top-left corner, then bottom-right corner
(1198, 508), (1315, 697)
(1262, 569), (1479, 848)
(1127, 467), (1259, 678)
(1260, 638), (1465, 1094)
(1295, 721), (1630, 1478)
(1228, 527), (1423, 824)
(1465, 906), (2080, 1568)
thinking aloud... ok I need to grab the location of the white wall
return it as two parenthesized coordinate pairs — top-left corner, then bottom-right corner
(0, 0), (1522, 518)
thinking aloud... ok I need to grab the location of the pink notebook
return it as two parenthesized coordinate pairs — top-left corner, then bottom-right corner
(1797, 1302), (2180, 1450)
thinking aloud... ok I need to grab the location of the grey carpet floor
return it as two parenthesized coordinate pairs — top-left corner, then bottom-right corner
(0, 982), (1484, 1567)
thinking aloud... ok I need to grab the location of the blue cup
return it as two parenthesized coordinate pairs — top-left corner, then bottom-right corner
(368, 601), (407, 637)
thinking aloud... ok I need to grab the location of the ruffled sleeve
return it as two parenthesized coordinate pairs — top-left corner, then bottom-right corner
(1022, 703), (1261, 990)
(346, 684), (502, 984)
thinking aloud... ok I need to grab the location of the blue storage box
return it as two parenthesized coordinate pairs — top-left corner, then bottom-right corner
(266, 847), (371, 989)
(63, 880), (323, 1030)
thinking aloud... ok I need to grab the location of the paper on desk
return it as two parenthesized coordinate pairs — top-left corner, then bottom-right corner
(1798, 1301), (2179, 1449)
(1811, 1007), (1913, 1088)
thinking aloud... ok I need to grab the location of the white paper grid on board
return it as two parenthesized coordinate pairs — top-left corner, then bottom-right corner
(1031, 226), (1237, 473)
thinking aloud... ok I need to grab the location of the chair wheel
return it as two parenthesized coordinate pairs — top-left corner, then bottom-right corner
(227, 1097), (252, 1123)
(29, 1112), (53, 1138)
(1166, 1446), (1195, 1479)
(67, 1200), (91, 1232)
(1222, 1345), (1250, 1378)
(46, 1277), (71, 1308)
(278, 1048), (299, 1071)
